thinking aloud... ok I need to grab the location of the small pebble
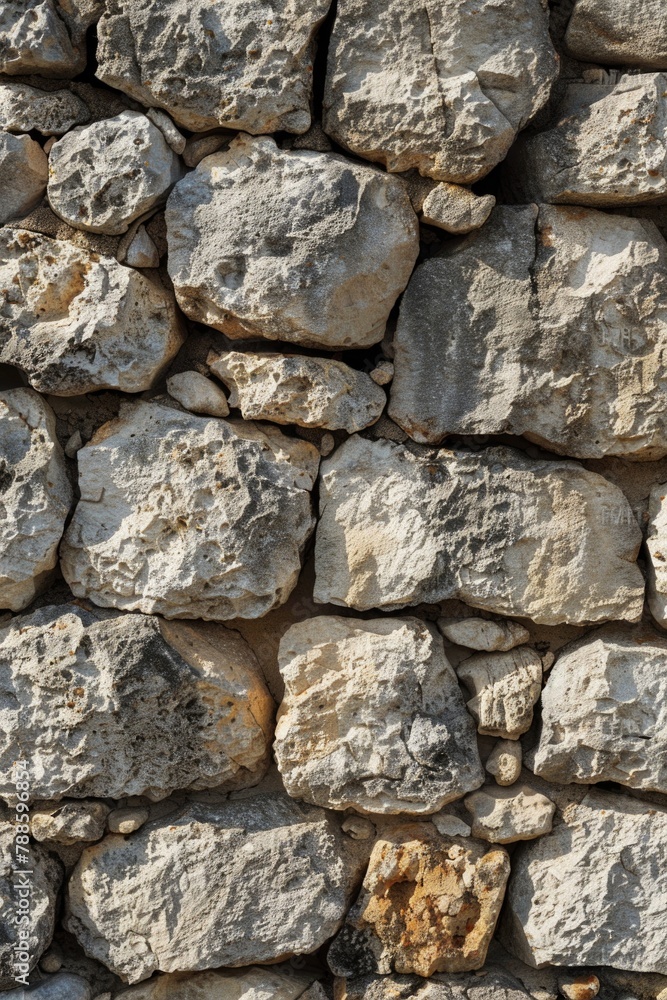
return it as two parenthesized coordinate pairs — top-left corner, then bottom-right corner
(107, 805), (150, 835)
(39, 944), (63, 973)
(369, 361), (394, 385)
(485, 739), (522, 786)
(147, 107), (186, 154)
(167, 371), (230, 418)
(341, 816), (375, 840)
(64, 430), (83, 458)
(183, 132), (228, 168)
(559, 975), (600, 1000)
(431, 812), (472, 838)
(319, 432), (335, 456)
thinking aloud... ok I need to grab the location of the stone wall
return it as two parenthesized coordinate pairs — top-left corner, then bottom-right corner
(2, 1), (667, 999)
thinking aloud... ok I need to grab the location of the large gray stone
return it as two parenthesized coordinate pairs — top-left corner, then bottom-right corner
(323, 0), (557, 182)
(48, 111), (183, 235)
(0, 0), (100, 77)
(0, 81), (89, 135)
(389, 204), (667, 459)
(0, 604), (274, 802)
(65, 794), (368, 983)
(60, 401), (319, 620)
(113, 966), (318, 1000)
(313, 435), (644, 626)
(335, 968), (537, 1000)
(166, 134), (418, 349)
(0, 132), (48, 225)
(274, 616), (483, 814)
(500, 789), (667, 972)
(0, 388), (72, 611)
(531, 624), (667, 793)
(0, 229), (184, 394)
(565, 0), (667, 70)
(96, 0), (330, 133)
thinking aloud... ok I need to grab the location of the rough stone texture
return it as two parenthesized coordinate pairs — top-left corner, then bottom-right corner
(313, 436), (644, 626)
(3, 973), (92, 1000)
(0, 821), (63, 987)
(209, 351), (386, 432)
(0, 229), (184, 395)
(500, 789), (667, 972)
(0, 388), (72, 611)
(486, 741), (523, 787)
(60, 401), (319, 620)
(437, 618), (530, 653)
(48, 111), (183, 235)
(421, 185), (496, 234)
(0, 0), (100, 77)
(31, 801), (110, 844)
(65, 793), (368, 983)
(565, 0), (667, 70)
(463, 785), (556, 844)
(335, 967), (538, 1000)
(167, 370), (230, 418)
(166, 134), (419, 349)
(456, 648), (542, 740)
(323, 0), (558, 183)
(0, 132), (48, 225)
(328, 823), (510, 977)
(96, 0), (331, 133)
(106, 807), (149, 835)
(389, 204), (667, 459)
(647, 483), (667, 627)
(113, 966), (319, 1000)
(274, 616), (484, 814)
(531, 624), (667, 793)
(0, 604), (275, 801)
(0, 81), (89, 135)
(504, 75), (667, 206)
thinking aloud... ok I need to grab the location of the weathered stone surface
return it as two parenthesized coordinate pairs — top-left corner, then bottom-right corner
(336, 967), (537, 1000)
(60, 402), (319, 620)
(565, 0), (667, 70)
(0, 229), (184, 395)
(323, 0), (557, 183)
(106, 806), (149, 835)
(437, 618), (530, 653)
(0, 132), (48, 224)
(504, 76), (667, 206)
(456, 648), (542, 740)
(389, 204), (667, 459)
(464, 785), (555, 844)
(0, 81), (89, 135)
(0, 821), (62, 987)
(313, 436), (644, 626)
(146, 107), (185, 154)
(328, 823), (510, 977)
(166, 134), (419, 349)
(274, 616), (483, 814)
(209, 351), (386, 432)
(0, 604), (274, 801)
(0, 0), (100, 77)
(96, 0), (330, 133)
(430, 813), (471, 838)
(0, 388), (71, 611)
(531, 624), (667, 793)
(3, 972), (92, 1000)
(48, 111), (182, 235)
(486, 741), (523, 787)
(113, 966), (319, 1000)
(558, 976), (600, 1000)
(120, 225), (160, 268)
(500, 789), (667, 972)
(66, 793), (367, 983)
(421, 185), (495, 234)
(647, 483), (667, 628)
(31, 801), (110, 844)
(167, 370), (230, 418)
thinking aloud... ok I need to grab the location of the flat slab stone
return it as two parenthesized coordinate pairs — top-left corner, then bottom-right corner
(60, 401), (319, 620)
(96, 0), (331, 133)
(166, 134), (418, 349)
(274, 616), (483, 814)
(389, 204), (667, 459)
(323, 0), (557, 182)
(313, 435), (644, 626)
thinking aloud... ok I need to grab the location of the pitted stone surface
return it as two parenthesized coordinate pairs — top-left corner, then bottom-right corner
(531, 624), (667, 793)
(48, 111), (183, 235)
(0, 81), (89, 135)
(60, 401), (319, 620)
(463, 785), (556, 844)
(96, 0), (331, 133)
(313, 435), (644, 626)
(437, 618), (530, 653)
(0, 388), (72, 611)
(113, 966), (319, 1000)
(31, 800), (110, 844)
(456, 648), (542, 740)
(0, 229), (184, 394)
(323, 0), (558, 183)
(166, 134), (419, 349)
(0, 132), (48, 225)
(65, 794), (368, 983)
(0, 604), (274, 801)
(389, 204), (667, 459)
(0, 0), (100, 77)
(274, 616), (483, 814)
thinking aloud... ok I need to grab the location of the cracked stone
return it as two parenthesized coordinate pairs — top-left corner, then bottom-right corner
(273, 616), (483, 814)
(0, 132), (48, 225)
(456, 647), (543, 741)
(463, 785), (556, 844)
(0, 81), (89, 135)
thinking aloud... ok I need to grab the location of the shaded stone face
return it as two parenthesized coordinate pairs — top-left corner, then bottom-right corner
(456, 648), (542, 741)
(565, 0), (667, 69)
(0, 132), (47, 224)
(0, 0), (99, 78)
(328, 824), (510, 977)
(0, 81), (89, 135)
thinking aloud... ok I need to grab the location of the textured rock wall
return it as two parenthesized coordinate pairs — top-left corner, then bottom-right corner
(2, 2), (667, 1000)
